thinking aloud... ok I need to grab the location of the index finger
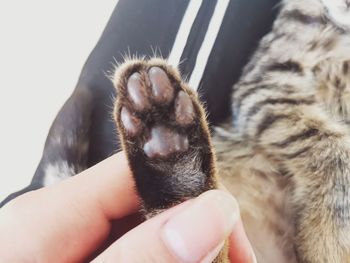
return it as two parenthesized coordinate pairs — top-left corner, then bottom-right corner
(0, 152), (140, 262)
(53, 151), (140, 220)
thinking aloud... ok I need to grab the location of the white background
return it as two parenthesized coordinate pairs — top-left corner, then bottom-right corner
(0, 0), (118, 201)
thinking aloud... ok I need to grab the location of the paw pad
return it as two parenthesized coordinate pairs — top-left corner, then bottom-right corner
(149, 67), (174, 104)
(175, 91), (195, 126)
(119, 65), (198, 159)
(127, 72), (151, 111)
(143, 126), (189, 158)
(120, 107), (142, 136)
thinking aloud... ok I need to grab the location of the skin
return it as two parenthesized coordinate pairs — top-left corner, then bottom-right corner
(0, 152), (256, 263)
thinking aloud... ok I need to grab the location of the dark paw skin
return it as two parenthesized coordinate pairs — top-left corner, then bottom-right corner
(113, 58), (229, 263)
(113, 58), (218, 214)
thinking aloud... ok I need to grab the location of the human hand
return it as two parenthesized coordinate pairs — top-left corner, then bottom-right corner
(0, 152), (256, 262)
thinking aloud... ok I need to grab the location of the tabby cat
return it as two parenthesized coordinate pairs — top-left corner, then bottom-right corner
(113, 0), (350, 262)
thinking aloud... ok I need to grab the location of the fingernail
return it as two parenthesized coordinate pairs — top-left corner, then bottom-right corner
(252, 250), (257, 263)
(229, 220), (257, 263)
(161, 190), (239, 263)
(200, 241), (225, 263)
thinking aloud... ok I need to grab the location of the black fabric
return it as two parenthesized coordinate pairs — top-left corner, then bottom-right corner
(78, 0), (281, 166)
(178, 0), (217, 78)
(1, 0), (282, 206)
(197, 0), (281, 124)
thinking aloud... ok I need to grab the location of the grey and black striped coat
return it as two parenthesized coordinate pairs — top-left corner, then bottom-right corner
(215, 0), (350, 262)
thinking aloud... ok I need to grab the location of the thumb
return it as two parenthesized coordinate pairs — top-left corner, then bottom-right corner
(92, 190), (241, 263)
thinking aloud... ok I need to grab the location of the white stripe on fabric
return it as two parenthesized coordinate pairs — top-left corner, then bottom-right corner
(167, 0), (203, 67)
(189, 0), (229, 91)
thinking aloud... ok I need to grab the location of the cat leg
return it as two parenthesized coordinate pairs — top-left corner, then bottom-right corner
(113, 58), (228, 262)
(244, 103), (350, 263)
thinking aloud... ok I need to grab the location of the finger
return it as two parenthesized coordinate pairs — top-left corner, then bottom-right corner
(55, 151), (140, 220)
(228, 219), (257, 263)
(219, 183), (257, 263)
(0, 152), (139, 262)
(89, 212), (144, 261)
(92, 190), (239, 263)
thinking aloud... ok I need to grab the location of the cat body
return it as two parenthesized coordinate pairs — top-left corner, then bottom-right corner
(216, 0), (350, 262)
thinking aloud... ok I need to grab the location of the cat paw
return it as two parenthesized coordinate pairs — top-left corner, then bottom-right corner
(113, 58), (217, 213)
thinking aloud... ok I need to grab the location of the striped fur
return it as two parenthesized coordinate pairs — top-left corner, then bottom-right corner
(216, 0), (350, 262)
